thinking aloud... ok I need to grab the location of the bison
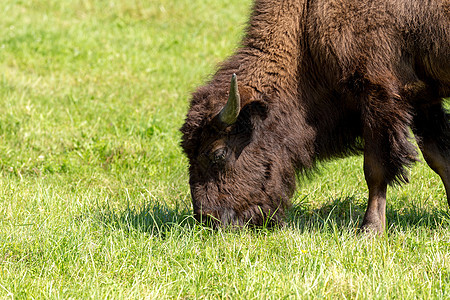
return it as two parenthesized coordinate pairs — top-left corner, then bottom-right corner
(180, 0), (450, 233)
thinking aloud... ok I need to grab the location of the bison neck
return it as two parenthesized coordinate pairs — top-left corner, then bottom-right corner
(211, 0), (362, 170)
(215, 0), (308, 98)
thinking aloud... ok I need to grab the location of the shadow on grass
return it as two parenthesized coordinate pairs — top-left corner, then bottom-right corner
(93, 195), (449, 237)
(386, 197), (450, 231)
(288, 196), (450, 233)
(94, 199), (197, 237)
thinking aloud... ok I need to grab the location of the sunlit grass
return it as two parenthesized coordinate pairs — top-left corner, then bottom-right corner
(0, 0), (449, 298)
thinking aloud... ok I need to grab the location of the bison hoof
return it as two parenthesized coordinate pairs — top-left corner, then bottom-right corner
(359, 221), (384, 235)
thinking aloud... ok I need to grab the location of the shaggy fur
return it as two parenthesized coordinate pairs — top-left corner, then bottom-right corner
(181, 0), (450, 232)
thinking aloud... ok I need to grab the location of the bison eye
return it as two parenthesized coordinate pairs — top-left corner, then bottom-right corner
(211, 147), (227, 163)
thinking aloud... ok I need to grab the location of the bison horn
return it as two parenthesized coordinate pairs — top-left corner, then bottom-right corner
(219, 73), (241, 125)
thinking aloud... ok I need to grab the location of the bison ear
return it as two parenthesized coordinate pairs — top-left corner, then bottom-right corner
(218, 73), (241, 126)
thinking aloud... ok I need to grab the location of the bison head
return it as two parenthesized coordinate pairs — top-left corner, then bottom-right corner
(181, 74), (296, 228)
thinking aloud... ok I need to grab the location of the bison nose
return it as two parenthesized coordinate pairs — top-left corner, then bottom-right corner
(195, 207), (241, 228)
(194, 211), (217, 227)
(194, 212), (206, 223)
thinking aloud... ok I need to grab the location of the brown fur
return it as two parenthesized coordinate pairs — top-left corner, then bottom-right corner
(180, 0), (450, 232)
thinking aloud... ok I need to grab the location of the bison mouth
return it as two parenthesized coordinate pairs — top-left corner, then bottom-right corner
(194, 207), (241, 228)
(193, 205), (285, 229)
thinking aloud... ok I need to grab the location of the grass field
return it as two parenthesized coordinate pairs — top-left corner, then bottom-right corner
(1, 0), (449, 298)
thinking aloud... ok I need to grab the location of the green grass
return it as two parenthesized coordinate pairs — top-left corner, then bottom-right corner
(0, 0), (449, 298)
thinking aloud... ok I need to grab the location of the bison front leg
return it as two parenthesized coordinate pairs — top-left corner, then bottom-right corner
(359, 84), (417, 234)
